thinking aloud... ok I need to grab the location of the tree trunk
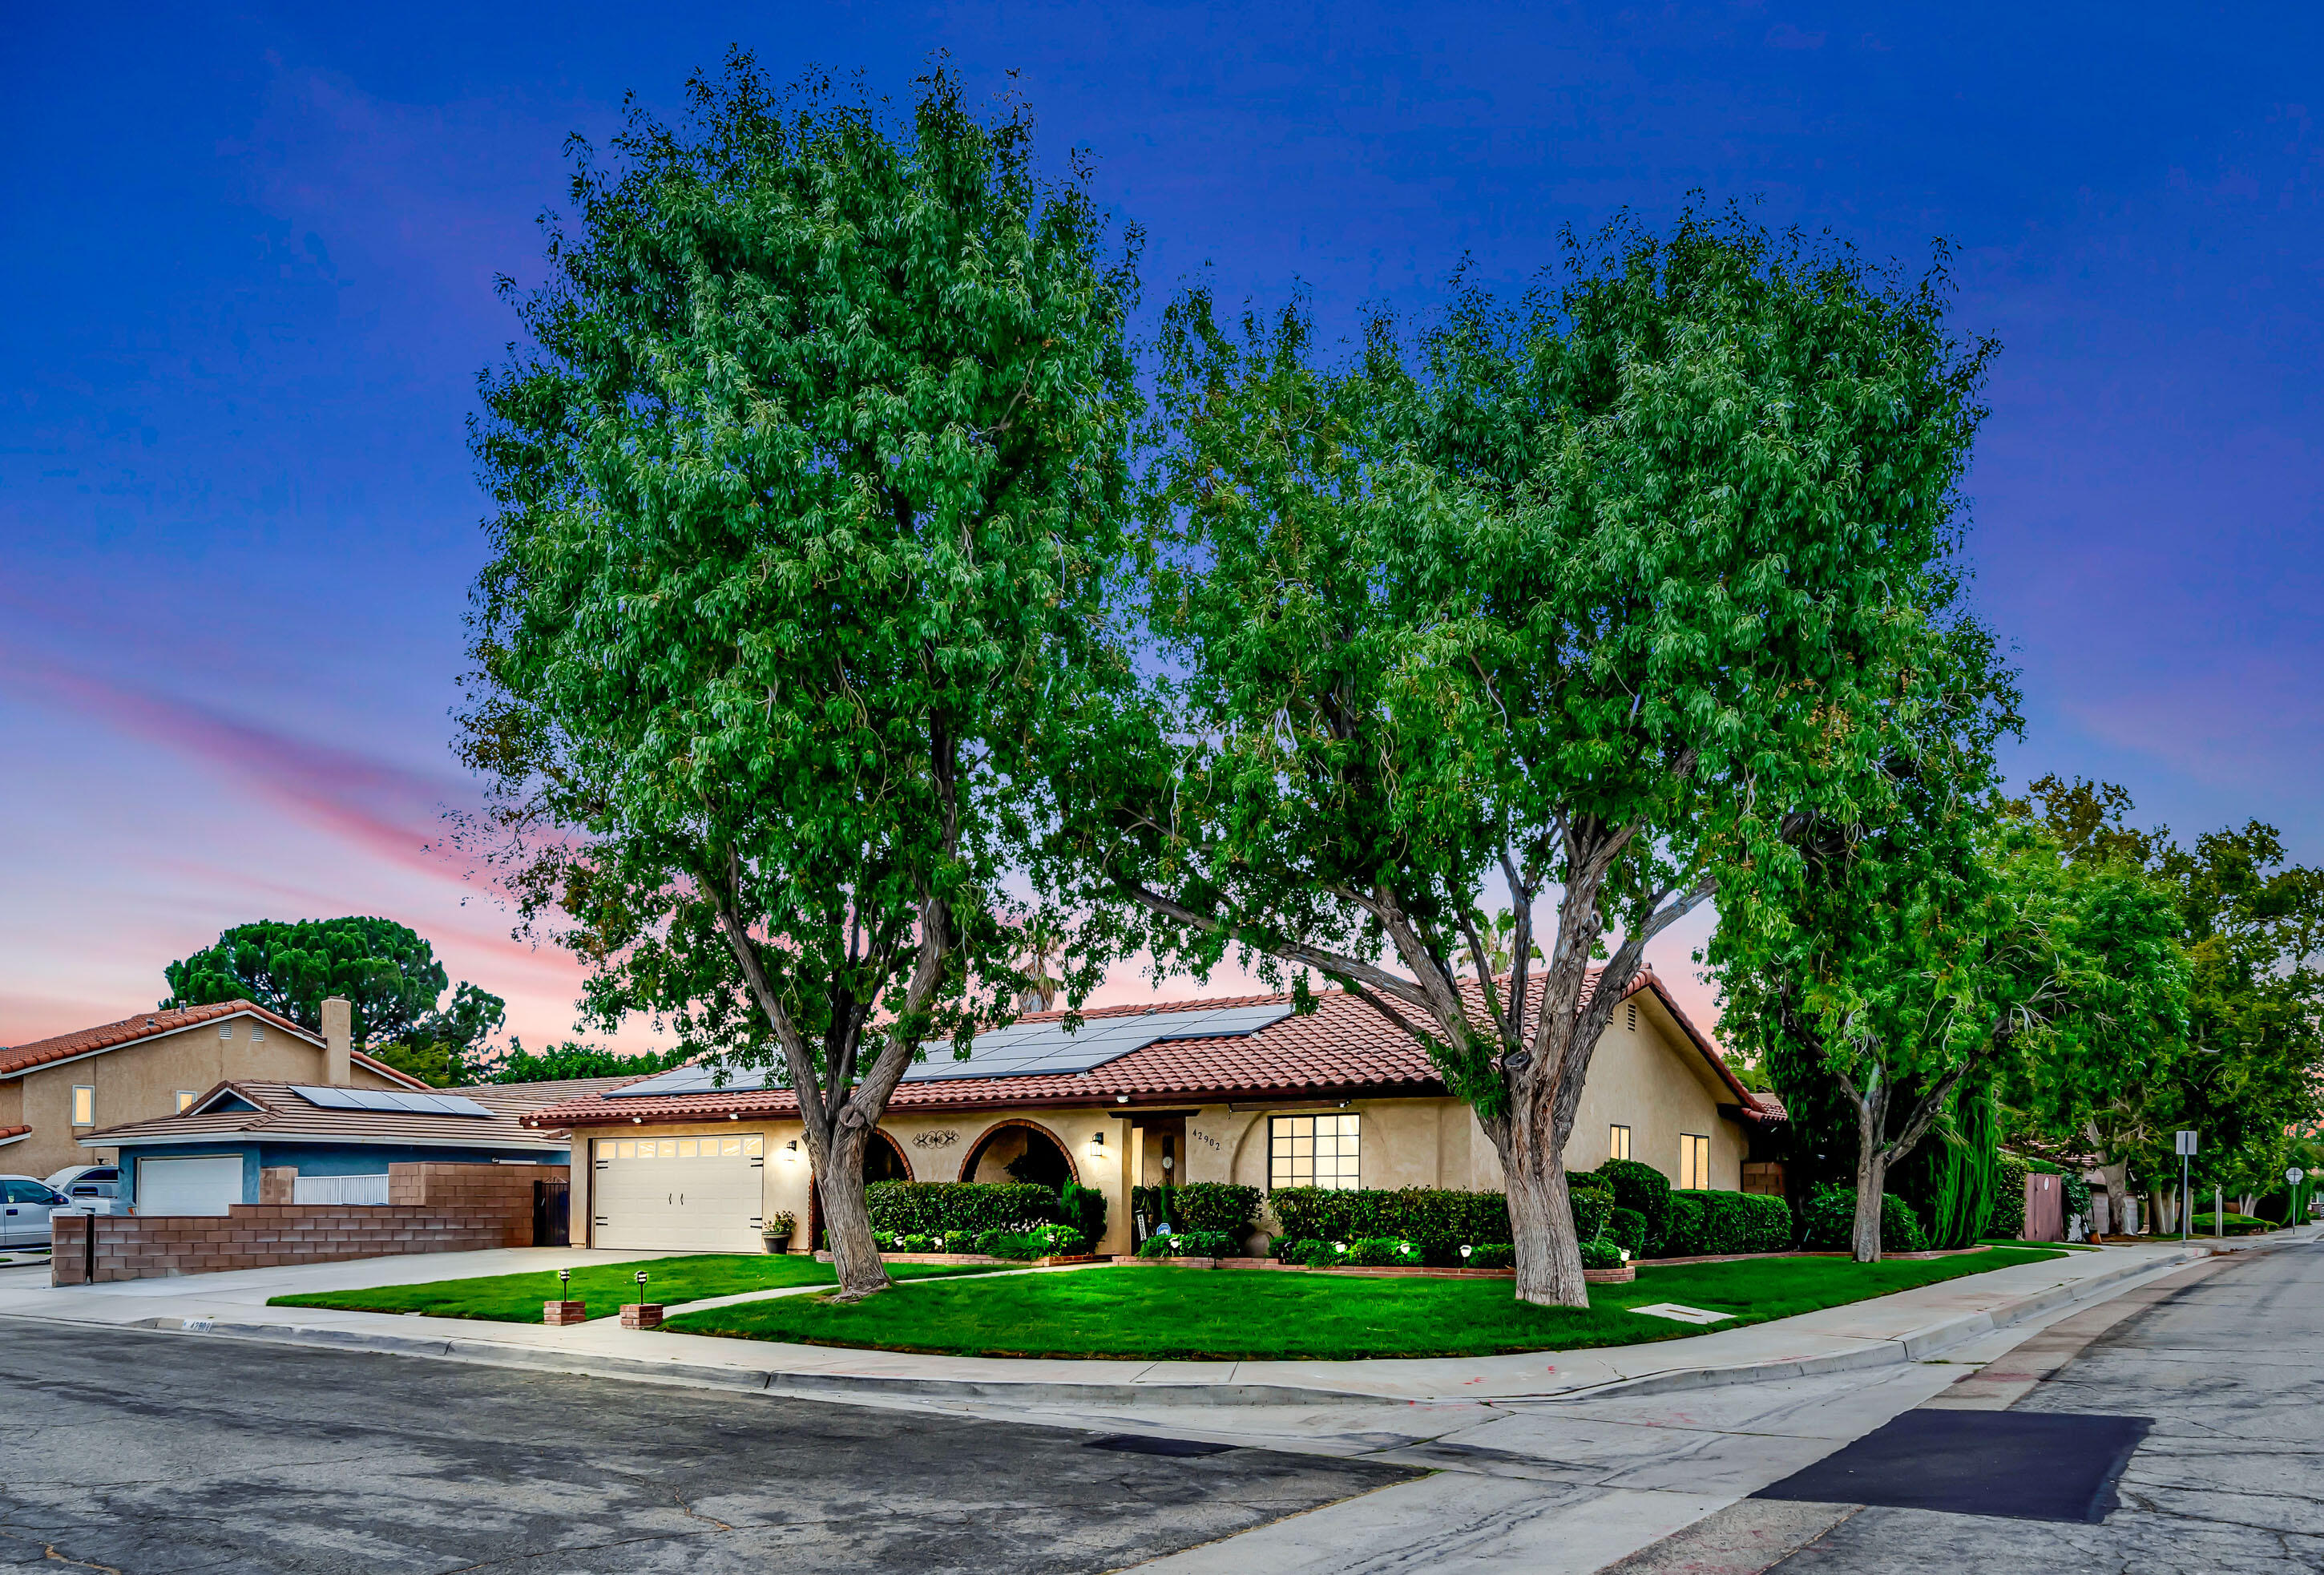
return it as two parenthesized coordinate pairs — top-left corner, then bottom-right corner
(819, 1120), (890, 1302)
(1853, 1149), (1888, 1264)
(2094, 1156), (2130, 1240)
(1503, 1121), (1588, 1307)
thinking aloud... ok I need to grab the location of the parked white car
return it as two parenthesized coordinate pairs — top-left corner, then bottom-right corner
(1, 1175), (71, 1248)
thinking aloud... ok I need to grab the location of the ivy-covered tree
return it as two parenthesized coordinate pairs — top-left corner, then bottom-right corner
(163, 918), (505, 1081)
(458, 61), (1138, 1298)
(1049, 210), (1992, 1305)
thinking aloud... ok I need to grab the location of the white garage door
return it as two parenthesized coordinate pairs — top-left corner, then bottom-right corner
(592, 1134), (765, 1251)
(136, 1156), (244, 1216)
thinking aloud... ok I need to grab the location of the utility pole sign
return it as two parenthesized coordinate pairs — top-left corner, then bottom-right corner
(2177, 1131), (2198, 1242)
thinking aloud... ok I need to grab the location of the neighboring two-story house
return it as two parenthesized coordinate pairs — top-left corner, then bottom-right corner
(0, 998), (425, 1181)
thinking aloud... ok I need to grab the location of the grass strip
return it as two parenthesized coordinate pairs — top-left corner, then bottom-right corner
(269, 1254), (999, 1323)
(663, 1248), (2066, 1360)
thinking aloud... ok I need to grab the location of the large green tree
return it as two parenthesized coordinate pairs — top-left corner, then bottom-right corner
(459, 62), (1138, 1298)
(1048, 211), (1991, 1305)
(2008, 777), (2324, 1230)
(163, 917), (506, 1081)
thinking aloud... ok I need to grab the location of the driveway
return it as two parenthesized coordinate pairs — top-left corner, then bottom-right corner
(0, 1319), (1413, 1573)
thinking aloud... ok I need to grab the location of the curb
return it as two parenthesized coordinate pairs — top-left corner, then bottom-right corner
(1530, 1248), (2204, 1403)
(127, 1316), (1386, 1407)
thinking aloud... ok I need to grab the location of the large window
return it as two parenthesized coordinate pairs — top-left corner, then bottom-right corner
(1678, 1133), (1710, 1191)
(1269, 1113), (1359, 1190)
(1608, 1124), (1632, 1161)
(71, 1085), (95, 1127)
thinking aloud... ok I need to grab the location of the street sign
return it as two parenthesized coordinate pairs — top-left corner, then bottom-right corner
(2175, 1130), (2199, 1157)
(2290, 1168), (2306, 1186)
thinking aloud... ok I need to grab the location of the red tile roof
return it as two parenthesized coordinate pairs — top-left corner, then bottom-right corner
(524, 968), (1778, 1129)
(0, 1125), (30, 1143)
(0, 1000), (430, 1088)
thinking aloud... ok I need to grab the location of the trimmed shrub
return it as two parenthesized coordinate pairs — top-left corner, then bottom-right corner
(1801, 1185), (1927, 1252)
(976, 1224), (1087, 1259)
(1989, 1156), (2029, 1238)
(1175, 1182), (1261, 1235)
(1569, 1177), (1612, 1242)
(1589, 1160), (1673, 1254)
(1579, 1238), (1624, 1270)
(1140, 1227), (1237, 1258)
(1467, 1243), (1514, 1270)
(1269, 1185), (1609, 1262)
(2188, 1212), (2270, 1236)
(1659, 1189), (1792, 1257)
(1342, 1238), (1424, 1267)
(1604, 1206), (1648, 1257)
(866, 1181), (1062, 1238)
(1300, 1238), (1343, 1267)
(1059, 1183), (1108, 1246)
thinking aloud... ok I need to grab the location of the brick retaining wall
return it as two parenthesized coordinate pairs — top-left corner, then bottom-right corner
(50, 1162), (566, 1286)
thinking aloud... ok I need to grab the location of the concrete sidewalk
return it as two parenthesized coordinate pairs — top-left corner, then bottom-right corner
(2, 1234), (2293, 1408)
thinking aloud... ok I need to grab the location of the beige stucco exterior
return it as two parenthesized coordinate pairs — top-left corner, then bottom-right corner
(567, 995), (1751, 1255)
(2, 1014), (409, 1181)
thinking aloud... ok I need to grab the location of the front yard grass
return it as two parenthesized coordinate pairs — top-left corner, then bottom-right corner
(268, 1254), (999, 1323)
(662, 1248), (2066, 1360)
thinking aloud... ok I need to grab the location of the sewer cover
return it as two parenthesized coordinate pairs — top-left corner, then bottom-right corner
(1753, 1410), (2152, 1523)
(1084, 1434), (1237, 1457)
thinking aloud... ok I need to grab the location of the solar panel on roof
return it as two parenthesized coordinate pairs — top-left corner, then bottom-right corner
(289, 1085), (494, 1118)
(902, 1001), (1296, 1082)
(603, 1060), (789, 1099)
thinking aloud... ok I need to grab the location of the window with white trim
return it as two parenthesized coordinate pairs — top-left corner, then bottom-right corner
(1608, 1123), (1631, 1161)
(1678, 1133), (1710, 1191)
(176, 1091), (197, 1113)
(1269, 1113), (1359, 1190)
(71, 1085), (95, 1126)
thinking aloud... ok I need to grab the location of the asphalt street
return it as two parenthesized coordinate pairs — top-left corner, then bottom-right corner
(0, 1319), (1414, 1574)
(1764, 1241), (2324, 1573)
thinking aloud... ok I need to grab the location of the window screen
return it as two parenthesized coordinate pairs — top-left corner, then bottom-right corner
(1269, 1113), (1359, 1190)
(1679, 1133), (1710, 1190)
(1608, 1123), (1631, 1161)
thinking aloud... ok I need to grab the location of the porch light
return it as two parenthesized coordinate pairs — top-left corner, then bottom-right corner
(784, 1140), (799, 1161)
(1089, 1130), (1106, 1159)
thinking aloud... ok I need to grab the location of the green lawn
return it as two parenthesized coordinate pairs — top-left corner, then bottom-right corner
(268, 1254), (1002, 1323)
(662, 1248), (2066, 1360)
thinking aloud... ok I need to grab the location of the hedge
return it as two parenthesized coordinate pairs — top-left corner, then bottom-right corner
(1800, 1184), (1927, 1252)
(1660, 1189), (1791, 1256)
(1604, 1206), (1648, 1257)
(1175, 1182), (1261, 1234)
(865, 1181), (1062, 1238)
(1588, 1160), (1673, 1254)
(1990, 1156), (2030, 1238)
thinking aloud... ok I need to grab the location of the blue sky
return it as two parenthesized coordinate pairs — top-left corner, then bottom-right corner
(5, 3), (2318, 1047)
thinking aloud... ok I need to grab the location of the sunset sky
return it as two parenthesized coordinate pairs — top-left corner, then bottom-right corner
(6, 4), (2318, 1053)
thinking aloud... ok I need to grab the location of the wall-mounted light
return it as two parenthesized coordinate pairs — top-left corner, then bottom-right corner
(631, 1117), (643, 1125)
(1088, 1130), (1107, 1160)
(783, 1140), (800, 1162)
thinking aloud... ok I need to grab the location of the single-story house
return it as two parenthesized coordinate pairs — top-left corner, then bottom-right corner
(523, 968), (1782, 1257)
(81, 1077), (631, 1217)
(1, 998), (428, 1181)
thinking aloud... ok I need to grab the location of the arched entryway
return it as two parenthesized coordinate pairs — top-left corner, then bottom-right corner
(959, 1119), (1077, 1190)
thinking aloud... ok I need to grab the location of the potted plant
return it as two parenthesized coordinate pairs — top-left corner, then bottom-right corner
(762, 1211), (796, 1254)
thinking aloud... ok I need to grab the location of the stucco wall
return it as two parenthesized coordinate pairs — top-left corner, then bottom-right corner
(6, 1017), (408, 1180)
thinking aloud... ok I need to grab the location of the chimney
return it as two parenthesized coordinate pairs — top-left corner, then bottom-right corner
(321, 997), (353, 1085)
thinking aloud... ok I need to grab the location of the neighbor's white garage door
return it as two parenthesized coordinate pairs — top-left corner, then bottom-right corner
(592, 1134), (765, 1251)
(136, 1156), (243, 1216)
